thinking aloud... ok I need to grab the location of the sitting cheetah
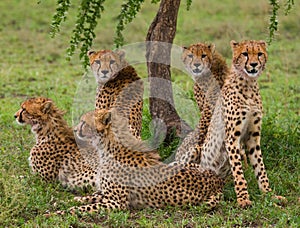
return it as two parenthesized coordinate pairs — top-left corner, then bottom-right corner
(200, 40), (277, 207)
(175, 43), (229, 163)
(50, 108), (224, 215)
(14, 97), (98, 190)
(87, 49), (144, 139)
(181, 42), (228, 112)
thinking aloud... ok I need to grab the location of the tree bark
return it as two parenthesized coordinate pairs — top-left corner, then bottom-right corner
(146, 0), (191, 143)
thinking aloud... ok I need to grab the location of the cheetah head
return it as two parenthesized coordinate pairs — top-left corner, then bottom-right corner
(14, 97), (64, 133)
(94, 109), (112, 134)
(230, 40), (268, 79)
(74, 111), (98, 142)
(87, 49), (128, 84)
(74, 109), (112, 141)
(182, 43), (215, 81)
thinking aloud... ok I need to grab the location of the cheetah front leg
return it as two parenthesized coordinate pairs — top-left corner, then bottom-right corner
(244, 118), (286, 204)
(205, 191), (223, 209)
(51, 199), (127, 216)
(46, 190), (129, 217)
(225, 122), (251, 208)
(68, 196), (128, 215)
(245, 116), (272, 193)
(74, 191), (103, 204)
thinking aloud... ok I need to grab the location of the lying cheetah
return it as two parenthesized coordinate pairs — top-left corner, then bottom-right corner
(14, 97), (98, 190)
(200, 40), (276, 207)
(50, 108), (224, 215)
(88, 49), (144, 138)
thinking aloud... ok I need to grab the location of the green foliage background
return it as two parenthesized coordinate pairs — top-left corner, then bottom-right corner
(49, 0), (294, 67)
(0, 0), (299, 227)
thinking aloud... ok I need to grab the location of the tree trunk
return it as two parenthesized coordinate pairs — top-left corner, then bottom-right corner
(146, 0), (191, 143)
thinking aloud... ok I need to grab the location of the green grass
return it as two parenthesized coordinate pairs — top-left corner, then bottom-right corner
(0, 0), (299, 227)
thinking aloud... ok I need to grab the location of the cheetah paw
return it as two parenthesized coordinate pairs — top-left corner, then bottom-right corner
(272, 195), (288, 207)
(55, 210), (66, 215)
(74, 196), (84, 202)
(43, 211), (52, 218)
(44, 210), (65, 218)
(272, 195), (286, 201)
(237, 198), (252, 208)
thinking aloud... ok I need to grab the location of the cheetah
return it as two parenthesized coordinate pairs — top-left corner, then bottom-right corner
(199, 40), (277, 207)
(87, 49), (144, 139)
(175, 43), (229, 163)
(181, 42), (228, 112)
(49, 108), (224, 215)
(14, 97), (98, 190)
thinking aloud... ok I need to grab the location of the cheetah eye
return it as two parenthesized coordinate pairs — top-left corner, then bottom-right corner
(201, 54), (207, 58)
(242, 52), (248, 57)
(94, 60), (101, 65)
(258, 52), (263, 57)
(110, 60), (116, 64)
(188, 54), (193, 58)
(20, 108), (28, 117)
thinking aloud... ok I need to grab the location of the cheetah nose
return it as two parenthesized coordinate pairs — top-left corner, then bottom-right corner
(250, 62), (258, 67)
(194, 63), (200, 68)
(14, 114), (17, 119)
(101, 70), (109, 75)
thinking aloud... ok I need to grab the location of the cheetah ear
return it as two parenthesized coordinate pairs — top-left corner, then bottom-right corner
(259, 40), (267, 48)
(207, 43), (216, 53)
(41, 100), (53, 114)
(115, 49), (126, 59)
(230, 40), (239, 48)
(182, 46), (190, 55)
(102, 112), (112, 126)
(87, 50), (96, 57)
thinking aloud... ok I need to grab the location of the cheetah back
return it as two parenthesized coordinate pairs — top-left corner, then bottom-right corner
(14, 97), (99, 190)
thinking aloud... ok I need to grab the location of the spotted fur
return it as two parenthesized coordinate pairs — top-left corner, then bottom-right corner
(14, 97), (98, 190)
(200, 40), (272, 207)
(88, 49), (143, 139)
(176, 43), (229, 163)
(50, 108), (224, 215)
(181, 42), (228, 111)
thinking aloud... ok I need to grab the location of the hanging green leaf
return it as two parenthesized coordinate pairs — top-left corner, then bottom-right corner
(268, 0), (280, 45)
(114, 0), (145, 48)
(66, 0), (105, 67)
(284, 0), (294, 15)
(50, 0), (71, 37)
(186, 0), (192, 10)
